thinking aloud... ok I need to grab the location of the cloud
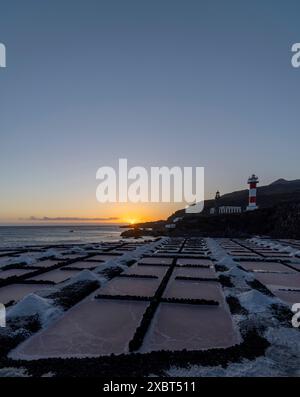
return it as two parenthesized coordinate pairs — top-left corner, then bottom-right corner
(20, 216), (119, 222)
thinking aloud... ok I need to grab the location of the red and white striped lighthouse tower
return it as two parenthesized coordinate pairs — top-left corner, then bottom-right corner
(246, 174), (259, 211)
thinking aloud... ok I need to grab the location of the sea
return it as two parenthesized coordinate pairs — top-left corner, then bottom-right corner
(0, 225), (125, 249)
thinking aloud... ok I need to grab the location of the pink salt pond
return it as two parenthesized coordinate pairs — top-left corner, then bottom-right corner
(10, 299), (148, 359)
(0, 283), (49, 305)
(156, 249), (180, 253)
(240, 261), (295, 273)
(173, 267), (217, 279)
(270, 288), (300, 306)
(163, 279), (224, 302)
(32, 260), (58, 268)
(123, 264), (167, 279)
(0, 251), (19, 256)
(231, 249), (256, 253)
(0, 268), (33, 280)
(230, 252), (259, 257)
(289, 262), (300, 271)
(256, 273), (300, 289)
(99, 276), (160, 297)
(28, 269), (80, 284)
(59, 254), (86, 260)
(254, 248), (280, 252)
(138, 257), (173, 265)
(141, 303), (239, 353)
(182, 248), (206, 252)
(63, 261), (98, 270)
(176, 258), (213, 266)
(86, 254), (121, 262)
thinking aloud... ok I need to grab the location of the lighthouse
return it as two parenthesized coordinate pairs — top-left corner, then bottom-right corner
(246, 174), (259, 211)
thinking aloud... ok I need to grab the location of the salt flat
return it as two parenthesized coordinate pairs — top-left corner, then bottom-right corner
(270, 289), (300, 305)
(230, 252), (259, 257)
(139, 257), (173, 265)
(32, 260), (59, 268)
(123, 264), (167, 279)
(10, 299), (148, 359)
(62, 261), (98, 270)
(28, 269), (80, 284)
(0, 268), (33, 279)
(176, 258), (213, 266)
(240, 261), (295, 273)
(87, 254), (121, 262)
(99, 276), (160, 297)
(163, 279), (223, 302)
(173, 266), (217, 279)
(256, 273), (300, 289)
(262, 253), (291, 258)
(288, 262), (300, 271)
(59, 254), (86, 260)
(0, 283), (49, 305)
(141, 303), (239, 352)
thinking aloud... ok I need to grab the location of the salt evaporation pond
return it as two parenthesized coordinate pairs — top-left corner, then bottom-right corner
(0, 268), (33, 279)
(0, 283), (49, 305)
(141, 303), (239, 352)
(138, 257), (173, 265)
(270, 288), (300, 306)
(176, 258), (213, 266)
(163, 279), (224, 302)
(63, 261), (98, 270)
(99, 276), (160, 297)
(10, 299), (148, 359)
(260, 251), (291, 256)
(256, 273), (300, 289)
(28, 269), (80, 284)
(289, 262), (300, 271)
(172, 267), (217, 279)
(240, 261), (295, 273)
(32, 260), (59, 268)
(86, 254), (121, 262)
(123, 264), (167, 279)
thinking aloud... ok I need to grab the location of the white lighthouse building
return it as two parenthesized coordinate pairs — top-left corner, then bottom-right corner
(246, 174), (259, 211)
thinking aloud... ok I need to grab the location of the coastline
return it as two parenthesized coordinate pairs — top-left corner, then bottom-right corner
(0, 224), (127, 249)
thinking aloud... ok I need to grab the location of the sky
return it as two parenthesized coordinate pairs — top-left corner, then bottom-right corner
(0, 0), (300, 223)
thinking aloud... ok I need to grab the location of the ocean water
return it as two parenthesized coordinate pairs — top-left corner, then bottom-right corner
(0, 225), (124, 248)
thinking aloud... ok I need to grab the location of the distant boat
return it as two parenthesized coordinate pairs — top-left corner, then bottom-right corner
(69, 230), (74, 233)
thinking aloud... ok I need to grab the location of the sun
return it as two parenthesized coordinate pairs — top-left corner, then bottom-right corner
(123, 217), (139, 225)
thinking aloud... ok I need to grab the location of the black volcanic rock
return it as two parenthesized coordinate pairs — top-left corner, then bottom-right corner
(166, 201), (300, 238)
(270, 178), (288, 185)
(134, 178), (300, 239)
(167, 178), (300, 221)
